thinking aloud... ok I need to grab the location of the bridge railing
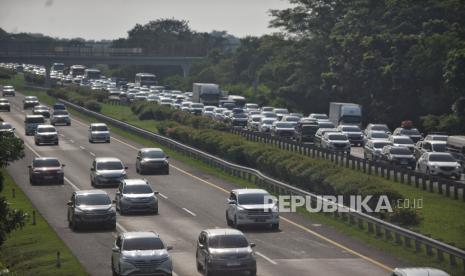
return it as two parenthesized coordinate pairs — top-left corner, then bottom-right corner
(59, 98), (465, 272)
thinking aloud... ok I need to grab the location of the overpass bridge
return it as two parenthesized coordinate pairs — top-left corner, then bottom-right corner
(0, 46), (204, 85)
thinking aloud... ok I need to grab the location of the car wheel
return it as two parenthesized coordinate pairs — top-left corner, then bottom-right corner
(136, 165), (140, 174)
(226, 212), (232, 226)
(271, 223), (279, 231)
(55, 141), (59, 145)
(164, 167), (169, 175)
(71, 218), (78, 231)
(35, 140), (39, 145)
(204, 264), (212, 276)
(66, 123), (71, 126)
(153, 208), (158, 215)
(89, 139), (93, 143)
(107, 139), (110, 143)
(250, 269), (257, 276)
(233, 216), (240, 230)
(59, 178), (64, 185)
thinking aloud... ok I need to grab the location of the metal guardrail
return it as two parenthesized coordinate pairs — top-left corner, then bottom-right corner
(60, 98), (465, 272)
(230, 128), (465, 202)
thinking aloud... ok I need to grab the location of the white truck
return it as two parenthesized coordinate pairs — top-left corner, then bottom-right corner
(192, 83), (224, 106)
(329, 102), (362, 127)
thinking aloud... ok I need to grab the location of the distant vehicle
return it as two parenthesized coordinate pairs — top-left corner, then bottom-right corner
(34, 125), (59, 145)
(0, 122), (15, 136)
(67, 190), (116, 230)
(228, 95), (246, 108)
(317, 120), (335, 129)
(196, 228), (257, 276)
(380, 146), (416, 169)
(281, 115), (300, 123)
(32, 105), (50, 118)
(273, 108), (289, 120)
(321, 132), (351, 153)
(229, 112), (248, 127)
(271, 121), (295, 138)
(0, 98), (10, 112)
(1, 86), (15, 97)
(393, 127), (422, 143)
(364, 123), (391, 135)
(337, 125), (364, 146)
(314, 128), (339, 146)
(244, 103), (259, 111)
(414, 140), (447, 159)
(259, 117), (277, 133)
(135, 73), (157, 87)
(261, 111), (278, 119)
(90, 157), (128, 187)
(112, 232), (173, 276)
(389, 135), (415, 152)
(115, 179), (159, 215)
(51, 63), (65, 72)
(189, 102), (204, 115)
(136, 148), (169, 175)
(192, 83), (223, 106)
(424, 134), (448, 142)
(247, 115), (263, 131)
(83, 68), (101, 80)
(261, 106), (274, 112)
(329, 102), (362, 126)
(51, 110), (71, 126)
(447, 136), (465, 155)
(363, 140), (392, 161)
(69, 65), (86, 77)
(391, 267), (449, 276)
(308, 113), (329, 121)
(295, 119), (319, 143)
(28, 157), (64, 185)
(23, 96), (39, 109)
(416, 152), (461, 178)
(53, 102), (66, 110)
(88, 123), (110, 143)
(363, 130), (389, 145)
(24, 114), (45, 135)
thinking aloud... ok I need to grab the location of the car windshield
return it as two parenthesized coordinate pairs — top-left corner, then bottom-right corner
(0, 123), (12, 129)
(430, 136), (448, 141)
(341, 126), (361, 132)
(76, 194), (111, 206)
(276, 122), (294, 128)
(247, 104), (258, 109)
(37, 127), (55, 133)
(371, 132), (389, 139)
(123, 237), (164, 251)
(274, 109), (289, 114)
(328, 134), (347, 141)
(92, 125), (108, 131)
(142, 150), (165, 158)
(96, 161), (123, 170)
(319, 122), (335, 128)
(400, 129), (420, 135)
(238, 193), (268, 205)
(262, 112), (277, 118)
(394, 138), (413, 144)
(234, 114), (248, 118)
(208, 235), (249, 249)
(262, 119), (275, 124)
(429, 154), (455, 162)
(373, 142), (391, 149)
(371, 125), (389, 132)
(312, 114), (328, 119)
(301, 126), (317, 134)
(432, 143), (447, 152)
(285, 117), (300, 122)
(26, 97), (38, 101)
(33, 159), (60, 167)
(251, 117), (261, 122)
(390, 148), (412, 155)
(26, 117), (44, 123)
(53, 110), (68, 116)
(191, 104), (204, 108)
(0, 99), (8, 103)
(123, 184), (153, 194)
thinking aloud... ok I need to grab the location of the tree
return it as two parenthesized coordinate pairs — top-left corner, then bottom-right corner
(0, 134), (26, 246)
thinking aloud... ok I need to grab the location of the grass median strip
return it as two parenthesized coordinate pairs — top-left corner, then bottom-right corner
(0, 169), (87, 276)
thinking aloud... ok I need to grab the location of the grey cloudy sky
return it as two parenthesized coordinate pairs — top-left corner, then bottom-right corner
(0, 0), (291, 40)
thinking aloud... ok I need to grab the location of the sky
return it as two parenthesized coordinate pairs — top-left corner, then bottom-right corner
(0, 0), (292, 40)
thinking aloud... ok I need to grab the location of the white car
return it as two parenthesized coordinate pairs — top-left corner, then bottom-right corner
(34, 125), (58, 145)
(226, 189), (279, 230)
(88, 123), (110, 143)
(416, 152), (461, 178)
(389, 135), (415, 152)
(321, 132), (350, 153)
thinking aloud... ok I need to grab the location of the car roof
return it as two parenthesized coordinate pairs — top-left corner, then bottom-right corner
(33, 157), (59, 161)
(26, 114), (44, 118)
(393, 267), (450, 276)
(426, 152), (453, 156)
(204, 228), (244, 237)
(425, 141), (447, 145)
(90, 123), (107, 126)
(386, 145), (412, 150)
(36, 124), (55, 128)
(95, 157), (122, 163)
(232, 188), (269, 195)
(122, 231), (160, 239)
(75, 189), (108, 196)
(123, 179), (149, 186)
(391, 135), (412, 139)
(140, 147), (163, 153)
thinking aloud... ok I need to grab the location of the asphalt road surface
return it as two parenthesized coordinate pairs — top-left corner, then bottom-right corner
(2, 93), (405, 276)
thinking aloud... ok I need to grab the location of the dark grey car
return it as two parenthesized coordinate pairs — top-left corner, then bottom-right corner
(136, 148), (169, 175)
(67, 190), (116, 230)
(196, 229), (256, 276)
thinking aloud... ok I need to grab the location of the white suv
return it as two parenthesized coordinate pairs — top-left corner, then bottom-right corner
(226, 189), (279, 230)
(416, 152), (461, 179)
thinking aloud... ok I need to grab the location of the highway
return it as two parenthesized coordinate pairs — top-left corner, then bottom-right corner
(2, 93), (405, 275)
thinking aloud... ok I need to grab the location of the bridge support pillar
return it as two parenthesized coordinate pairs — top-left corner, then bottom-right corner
(181, 63), (190, 78)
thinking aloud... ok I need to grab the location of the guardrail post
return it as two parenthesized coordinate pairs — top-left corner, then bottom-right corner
(368, 162), (372, 175)
(381, 166), (385, 178)
(330, 152), (334, 162)
(385, 229), (392, 240)
(386, 167), (391, 180)
(437, 247), (444, 262)
(11, 188), (15, 198)
(407, 171), (412, 185)
(32, 210), (36, 225)
(367, 222), (374, 233)
(422, 176), (427, 190)
(394, 168), (398, 182)
(448, 243), (457, 266)
(404, 237), (412, 248)
(454, 183), (459, 200)
(438, 178), (443, 194)
(395, 232), (402, 245)
(414, 239), (421, 252)
(351, 157), (355, 169)
(349, 214), (355, 225)
(400, 170), (404, 184)
(375, 225), (382, 238)
(345, 155), (350, 168)
(357, 218), (364, 229)
(356, 159), (360, 170)
(429, 177), (435, 193)
(362, 160), (366, 173)
(425, 235), (433, 256)
(445, 181), (451, 197)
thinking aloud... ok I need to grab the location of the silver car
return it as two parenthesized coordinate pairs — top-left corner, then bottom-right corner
(196, 229), (256, 276)
(391, 267), (449, 276)
(112, 232), (173, 276)
(51, 109), (71, 126)
(136, 148), (169, 175)
(34, 125), (59, 145)
(115, 179), (159, 215)
(416, 152), (461, 178)
(67, 190), (116, 230)
(88, 123), (110, 143)
(90, 157), (127, 187)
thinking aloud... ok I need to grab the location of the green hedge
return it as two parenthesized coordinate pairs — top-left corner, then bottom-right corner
(47, 87), (107, 112)
(0, 68), (15, 79)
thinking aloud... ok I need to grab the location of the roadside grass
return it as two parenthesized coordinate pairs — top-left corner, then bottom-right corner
(11, 78), (465, 275)
(0, 169), (87, 276)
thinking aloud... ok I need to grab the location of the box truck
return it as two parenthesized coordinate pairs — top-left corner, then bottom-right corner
(192, 83), (224, 106)
(329, 102), (362, 126)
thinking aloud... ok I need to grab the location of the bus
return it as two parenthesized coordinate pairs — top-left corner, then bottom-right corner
(228, 95), (246, 108)
(69, 65), (86, 77)
(135, 73), (157, 87)
(51, 63), (65, 72)
(84, 68), (101, 80)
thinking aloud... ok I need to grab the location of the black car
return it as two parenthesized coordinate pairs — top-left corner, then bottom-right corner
(23, 96), (39, 109)
(230, 113), (248, 127)
(0, 122), (15, 136)
(28, 157), (65, 185)
(295, 120), (319, 143)
(67, 190), (116, 230)
(380, 146), (416, 169)
(136, 148), (169, 175)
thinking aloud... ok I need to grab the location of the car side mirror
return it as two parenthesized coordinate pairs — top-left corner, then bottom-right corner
(227, 199), (236, 205)
(112, 199), (117, 204)
(250, 243), (256, 248)
(90, 168), (95, 171)
(198, 243), (205, 249)
(67, 201), (72, 206)
(12, 128), (15, 131)
(136, 156), (141, 160)
(154, 191), (159, 195)
(166, 246), (173, 251)
(62, 164), (66, 167)
(112, 246), (119, 253)
(124, 166), (128, 170)
(166, 156), (169, 159)
(28, 165), (32, 168)
(116, 191), (121, 195)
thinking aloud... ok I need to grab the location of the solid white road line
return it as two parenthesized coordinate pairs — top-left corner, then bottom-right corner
(182, 208), (197, 217)
(158, 193), (168, 199)
(89, 152), (96, 157)
(255, 251), (277, 265)
(79, 146), (86, 150)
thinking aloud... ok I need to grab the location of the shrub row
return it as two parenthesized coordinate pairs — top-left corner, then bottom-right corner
(47, 87), (108, 113)
(24, 72), (45, 85)
(0, 68), (15, 79)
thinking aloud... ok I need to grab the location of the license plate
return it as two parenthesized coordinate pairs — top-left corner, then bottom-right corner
(44, 176), (54, 180)
(400, 160), (408, 165)
(227, 261), (241, 266)
(255, 218), (266, 222)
